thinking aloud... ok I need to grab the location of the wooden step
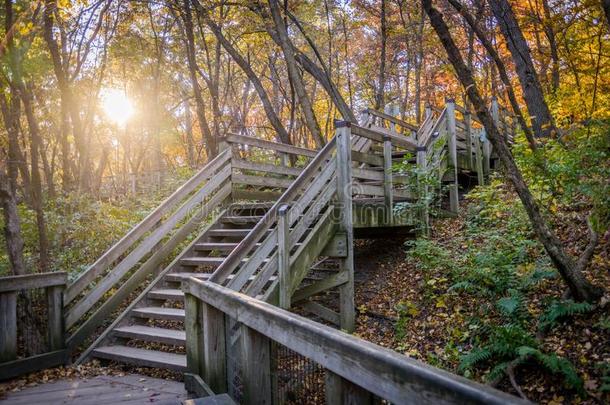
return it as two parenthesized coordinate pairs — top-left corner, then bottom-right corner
(193, 242), (243, 252)
(131, 307), (185, 321)
(179, 256), (271, 268)
(148, 288), (184, 302)
(208, 229), (255, 238)
(221, 216), (263, 224)
(92, 346), (186, 372)
(113, 325), (186, 346)
(165, 272), (277, 284)
(179, 257), (225, 267)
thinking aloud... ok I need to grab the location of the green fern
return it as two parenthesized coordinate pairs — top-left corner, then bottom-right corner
(517, 346), (585, 396)
(458, 347), (492, 372)
(538, 300), (594, 331)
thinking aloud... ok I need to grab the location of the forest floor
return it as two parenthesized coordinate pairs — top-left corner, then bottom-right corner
(352, 195), (610, 404)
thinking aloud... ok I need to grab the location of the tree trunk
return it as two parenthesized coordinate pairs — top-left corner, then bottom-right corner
(42, 0), (90, 191)
(487, 0), (556, 138)
(195, 2), (291, 145)
(267, 0), (325, 148)
(422, 0), (603, 303)
(19, 83), (50, 272)
(375, 0), (387, 110)
(182, 0), (216, 158)
(0, 167), (26, 276)
(541, 0), (559, 94)
(446, 0), (537, 151)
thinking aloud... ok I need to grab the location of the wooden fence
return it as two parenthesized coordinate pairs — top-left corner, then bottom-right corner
(182, 277), (528, 404)
(0, 272), (68, 380)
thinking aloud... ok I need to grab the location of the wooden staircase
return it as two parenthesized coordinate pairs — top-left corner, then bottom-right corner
(68, 100), (516, 374)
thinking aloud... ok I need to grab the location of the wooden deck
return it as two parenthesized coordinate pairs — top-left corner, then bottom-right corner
(0, 374), (188, 404)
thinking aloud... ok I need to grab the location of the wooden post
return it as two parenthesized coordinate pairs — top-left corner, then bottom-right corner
(482, 129), (491, 175)
(382, 137), (393, 225)
(474, 129), (485, 186)
(0, 292), (17, 362)
(425, 103), (432, 120)
(445, 98), (459, 214)
(278, 204), (291, 309)
(325, 370), (375, 404)
(464, 110), (473, 170)
(335, 121), (355, 332)
(201, 301), (227, 394)
(184, 292), (203, 376)
(46, 285), (65, 351)
(241, 325), (272, 404)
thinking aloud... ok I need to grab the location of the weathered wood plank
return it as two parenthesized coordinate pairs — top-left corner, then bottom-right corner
(302, 301), (341, 326)
(336, 123), (356, 332)
(277, 205), (290, 309)
(351, 124), (417, 150)
(0, 350), (67, 381)
(231, 189), (283, 202)
(186, 280), (526, 405)
(231, 158), (302, 176)
(0, 272), (67, 293)
(200, 301), (227, 394)
(352, 167), (384, 181)
(0, 292), (17, 362)
(351, 150), (384, 166)
(240, 325), (272, 404)
(225, 134), (317, 157)
(232, 174), (293, 189)
(47, 285), (65, 351)
(292, 271), (349, 303)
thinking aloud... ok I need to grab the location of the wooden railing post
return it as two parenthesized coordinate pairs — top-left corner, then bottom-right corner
(474, 129), (485, 186)
(325, 370), (375, 404)
(445, 98), (459, 214)
(382, 136), (393, 225)
(278, 204), (291, 309)
(241, 325), (272, 404)
(335, 121), (355, 332)
(0, 291), (17, 362)
(47, 285), (65, 351)
(184, 291), (227, 394)
(464, 110), (473, 170)
(185, 292), (204, 376)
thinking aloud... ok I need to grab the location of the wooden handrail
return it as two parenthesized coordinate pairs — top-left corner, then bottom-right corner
(361, 108), (419, 132)
(224, 133), (317, 157)
(184, 279), (527, 405)
(0, 272), (67, 293)
(209, 137), (337, 285)
(66, 149), (231, 304)
(351, 124), (417, 151)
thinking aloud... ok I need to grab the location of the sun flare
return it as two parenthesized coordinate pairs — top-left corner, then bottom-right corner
(101, 88), (134, 126)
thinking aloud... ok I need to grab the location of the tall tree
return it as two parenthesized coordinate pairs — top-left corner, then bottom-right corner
(422, 0), (603, 303)
(446, 0), (537, 151)
(487, 0), (556, 138)
(194, 2), (291, 145)
(267, 0), (325, 148)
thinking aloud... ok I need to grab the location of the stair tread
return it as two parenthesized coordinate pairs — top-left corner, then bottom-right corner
(92, 345), (186, 371)
(114, 325), (185, 344)
(148, 289), (184, 301)
(166, 272), (277, 283)
(221, 216), (263, 222)
(179, 256), (271, 267)
(132, 307), (185, 320)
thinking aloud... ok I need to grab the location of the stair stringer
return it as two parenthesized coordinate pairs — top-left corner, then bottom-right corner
(76, 208), (228, 364)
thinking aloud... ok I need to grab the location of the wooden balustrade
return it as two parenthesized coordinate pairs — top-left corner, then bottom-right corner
(182, 278), (527, 404)
(0, 272), (68, 380)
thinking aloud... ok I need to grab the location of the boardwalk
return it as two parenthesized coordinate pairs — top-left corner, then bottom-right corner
(0, 374), (188, 404)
